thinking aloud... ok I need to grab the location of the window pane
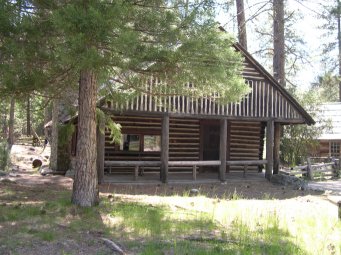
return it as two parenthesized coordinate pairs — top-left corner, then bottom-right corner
(144, 135), (161, 152)
(120, 134), (140, 151)
(330, 142), (340, 157)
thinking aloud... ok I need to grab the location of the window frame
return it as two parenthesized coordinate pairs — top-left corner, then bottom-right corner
(330, 141), (340, 158)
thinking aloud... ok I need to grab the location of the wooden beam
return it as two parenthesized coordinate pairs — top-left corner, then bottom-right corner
(273, 123), (281, 174)
(96, 118), (105, 184)
(226, 160), (267, 166)
(192, 165), (197, 181)
(266, 120), (274, 180)
(226, 121), (231, 173)
(161, 115), (169, 183)
(219, 119), (227, 181)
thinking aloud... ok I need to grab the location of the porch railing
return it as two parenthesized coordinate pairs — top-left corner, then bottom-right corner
(104, 160), (268, 181)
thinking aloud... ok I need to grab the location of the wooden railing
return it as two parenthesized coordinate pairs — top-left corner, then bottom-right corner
(104, 159), (268, 181)
(279, 158), (340, 180)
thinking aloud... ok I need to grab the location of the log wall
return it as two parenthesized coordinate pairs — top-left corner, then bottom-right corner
(104, 116), (200, 172)
(318, 140), (330, 158)
(104, 115), (263, 174)
(229, 121), (263, 171)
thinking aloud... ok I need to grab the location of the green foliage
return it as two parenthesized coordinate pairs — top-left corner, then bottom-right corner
(313, 72), (340, 102)
(280, 89), (331, 166)
(58, 123), (75, 147)
(1, 1), (249, 103)
(96, 108), (121, 144)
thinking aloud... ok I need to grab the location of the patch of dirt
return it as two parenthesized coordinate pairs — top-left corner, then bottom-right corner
(100, 180), (323, 200)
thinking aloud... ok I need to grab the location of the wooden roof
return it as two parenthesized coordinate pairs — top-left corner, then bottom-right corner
(317, 102), (341, 140)
(100, 43), (315, 125)
(234, 43), (315, 125)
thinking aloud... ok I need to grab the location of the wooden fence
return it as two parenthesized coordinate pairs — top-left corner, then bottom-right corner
(279, 158), (340, 180)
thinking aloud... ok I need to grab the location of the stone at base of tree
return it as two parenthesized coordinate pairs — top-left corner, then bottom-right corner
(189, 188), (200, 196)
(65, 169), (75, 179)
(270, 174), (307, 190)
(40, 167), (53, 176)
(0, 170), (7, 176)
(32, 159), (43, 168)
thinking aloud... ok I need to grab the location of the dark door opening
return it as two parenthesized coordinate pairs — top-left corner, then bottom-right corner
(201, 121), (220, 171)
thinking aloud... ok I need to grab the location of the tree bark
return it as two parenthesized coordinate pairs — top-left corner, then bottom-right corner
(273, 0), (285, 87)
(236, 0), (248, 49)
(71, 70), (99, 207)
(44, 100), (50, 140)
(7, 98), (15, 147)
(50, 99), (59, 171)
(26, 96), (31, 136)
(1, 101), (8, 140)
(266, 120), (274, 180)
(273, 123), (281, 174)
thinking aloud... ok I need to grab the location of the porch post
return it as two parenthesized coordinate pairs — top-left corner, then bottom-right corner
(161, 114), (169, 183)
(273, 123), (281, 175)
(266, 120), (274, 180)
(96, 117), (105, 184)
(219, 118), (227, 181)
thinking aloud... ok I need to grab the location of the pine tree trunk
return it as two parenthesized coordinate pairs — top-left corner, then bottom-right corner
(26, 97), (31, 136)
(50, 99), (59, 171)
(273, 0), (285, 175)
(7, 98), (15, 147)
(44, 100), (50, 140)
(71, 69), (99, 207)
(236, 0), (248, 49)
(1, 101), (8, 140)
(273, 0), (285, 87)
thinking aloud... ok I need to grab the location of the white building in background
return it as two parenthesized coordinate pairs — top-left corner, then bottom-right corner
(316, 102), (341, 158)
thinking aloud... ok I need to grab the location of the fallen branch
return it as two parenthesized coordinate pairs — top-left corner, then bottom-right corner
(101, 238), (126, 255)
(184, 236), (238, 244)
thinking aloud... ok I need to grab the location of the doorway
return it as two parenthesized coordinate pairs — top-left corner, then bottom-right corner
(200, 121), (220, 171)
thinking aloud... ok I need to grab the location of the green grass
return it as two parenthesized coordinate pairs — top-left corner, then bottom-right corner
(0, 187), (340, 255)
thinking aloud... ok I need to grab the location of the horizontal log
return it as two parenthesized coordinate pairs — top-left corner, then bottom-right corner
(168, 160), (220, 166)
(226, 160), (267, 166)
(105, 161), (162, 167)
(312, 169), (336, 173)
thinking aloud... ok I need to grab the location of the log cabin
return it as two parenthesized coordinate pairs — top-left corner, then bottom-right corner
(314, 102), (341, 158)
(68, 43), (315, 183)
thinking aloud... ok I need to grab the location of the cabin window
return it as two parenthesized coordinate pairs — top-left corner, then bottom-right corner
(144, 135), (161, 152)
(330, 142), (340, 157)
(120, 134), (140, 151)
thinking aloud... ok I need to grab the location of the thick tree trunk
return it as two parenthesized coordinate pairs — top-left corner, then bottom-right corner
(71, 70), (99, 207)
(1, 101), (8, 140)
(273, 0), (285, 87)
(236, 0), (248, 49)
(7, 98), (15, 147)
(26, 97), (31, 136)
(50, 99), (59, 171)
(273, 0), (285, 174)
(44, 100), (50, 140)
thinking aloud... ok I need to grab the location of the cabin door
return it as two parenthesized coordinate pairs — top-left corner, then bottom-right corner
(201, 121), (220, 171)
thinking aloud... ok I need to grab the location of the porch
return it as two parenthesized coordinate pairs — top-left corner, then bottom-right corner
(96, 114), (280, 184)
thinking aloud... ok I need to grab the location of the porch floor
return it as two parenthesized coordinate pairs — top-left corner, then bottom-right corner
(103, 171), (266, 184)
